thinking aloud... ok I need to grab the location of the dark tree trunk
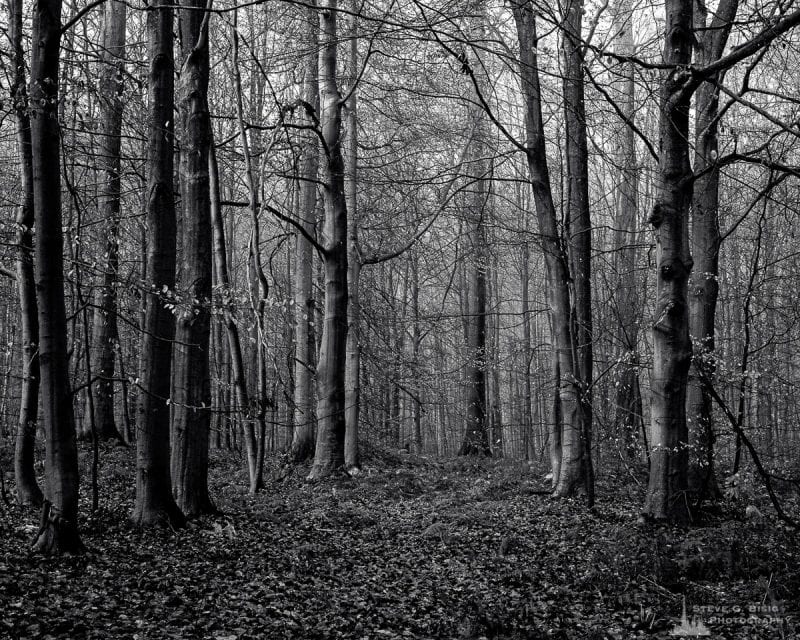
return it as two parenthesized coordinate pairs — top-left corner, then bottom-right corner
(308, 0), (349, 480)
(561, 0), (594, 501)
(9, 0), (43, 507)
(642, 0), (694, 524)
(132, 0), (184, 528)
(29, 0), (83, 552)
(88, 0), (127, 443)
(171, 0), (215, 518)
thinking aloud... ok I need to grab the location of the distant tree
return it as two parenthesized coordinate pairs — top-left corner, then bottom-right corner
(29, 0), (82, 552)
(458, 7), (491, 457)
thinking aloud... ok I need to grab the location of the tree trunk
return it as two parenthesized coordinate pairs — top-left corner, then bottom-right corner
(291, 2), (320, 463)
(458, 7), (491, 458)
(561, 0), (594, 502)
(344, 8), (361, 469)
(88, 0), (127, 443)
(511, 3), (581, 492)
(642, 0), (694, 524)
(171, 0), (215, 518)
(132, 0), (184, 528)
(687, 0), (738, 500)
(29, 0), (83, 552)
(231, 14), (267, 492)
(308, 0), (349, 480)
(9, 0), (43, 507)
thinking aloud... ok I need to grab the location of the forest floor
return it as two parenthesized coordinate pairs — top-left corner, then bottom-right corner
(0, 443), (798, 639)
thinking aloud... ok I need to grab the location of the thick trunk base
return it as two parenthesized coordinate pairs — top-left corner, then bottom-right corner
(32, 502), (84, 554)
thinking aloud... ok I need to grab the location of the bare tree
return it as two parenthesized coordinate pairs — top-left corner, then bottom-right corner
(308, 0), (349, 479)
(87, 0), (127, 443)
(132, 0), (185, 528)
(29, 0), (82, 552)
(171, 0), (215, 517)
(9, 0), (43, 506)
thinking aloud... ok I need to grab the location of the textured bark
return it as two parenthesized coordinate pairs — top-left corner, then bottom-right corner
(511, 3), (581, 491)
(642, 0), (694, 523)
(171, 0), (215, 518)
(291, 3), (320, 463)
(132, 0), (184, 528)
(87, 0), (127, 443)
(687, 0), (738, 499)
(308, 0), (349, 480)
(9, 0), (43, 506)
(29, 0), (83, 552)
(610, 0), (642, 456)
(344, 10), (361, 469)
(560, 0), (593, 501)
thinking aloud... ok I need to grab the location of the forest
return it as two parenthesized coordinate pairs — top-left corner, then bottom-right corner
(1, 0), (800, 636)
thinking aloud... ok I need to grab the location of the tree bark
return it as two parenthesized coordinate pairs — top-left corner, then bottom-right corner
(132, 0), (185, 528)
(87, 0), (127, 443)
(291, 2), (320, 463)
(687, 0), (738, 500)
(308, 0), (349, 480)
(29, 0), (83, 552)
(9, 0), (43, 507)
(561, 0), (594, 501)
(642, 0), (694, 524)
(344, 7), (361, 469)
(511, 3), (582, 492)
(171, 0), (215, 518)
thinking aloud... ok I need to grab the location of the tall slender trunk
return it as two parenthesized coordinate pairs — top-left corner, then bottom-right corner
(291, 1), (320, 462)
(171, 0), (215, 517)
(29, 0), (83, 552)
(344, 9), (361, 468)
(610, 0), (642, 459)
(511, 3), (580, 491)
(132, 0), (184, 528)
(642, 0), (694, 524)
(88, 0), (127, 442)
(231, 14), (266, 491)
(561, 0), (593, 501)
(308, 0), (349, 479)
(9, 0), (43, 506)
(458, 4), (491, 457)
(687, 0), (738, 499)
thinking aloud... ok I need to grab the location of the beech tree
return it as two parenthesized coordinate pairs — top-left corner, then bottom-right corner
(86, 0), (127, 443)
(29, 0), (82, 552)
(9, 0), (43, 506)
(133, 0), (184, 528)
(291, 2), (320, 463)
(308, 0), (349, 479)
(171, 0), (215, 517)
(511, 1), (584, 494)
